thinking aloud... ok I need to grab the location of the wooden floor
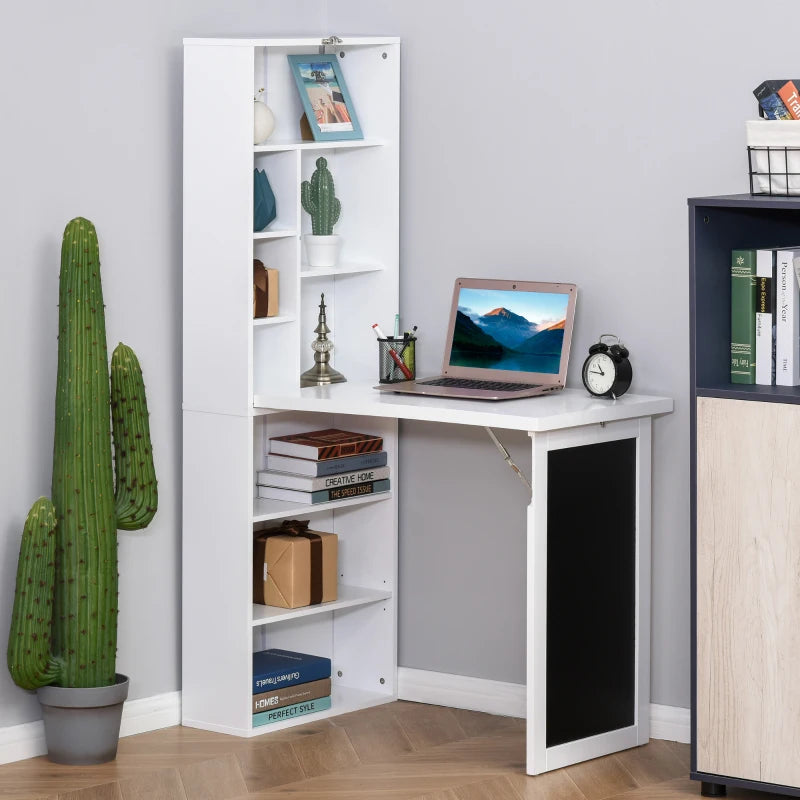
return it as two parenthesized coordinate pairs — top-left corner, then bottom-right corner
(0, 701), (775, 800)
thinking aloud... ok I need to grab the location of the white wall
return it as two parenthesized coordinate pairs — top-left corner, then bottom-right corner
(328, 0), (800, 708)
(0, 0), (325, 730)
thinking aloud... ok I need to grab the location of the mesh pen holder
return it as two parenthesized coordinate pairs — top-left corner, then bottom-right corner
(378, 337), (416, 383)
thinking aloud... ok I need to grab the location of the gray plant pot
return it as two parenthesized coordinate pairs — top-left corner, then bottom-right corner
(37, 673), (129, 764)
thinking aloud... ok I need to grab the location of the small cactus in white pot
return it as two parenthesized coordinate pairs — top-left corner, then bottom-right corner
(301, 157), (342, 267)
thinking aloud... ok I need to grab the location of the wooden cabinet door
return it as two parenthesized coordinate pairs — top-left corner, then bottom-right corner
(697, 397), (800, 786)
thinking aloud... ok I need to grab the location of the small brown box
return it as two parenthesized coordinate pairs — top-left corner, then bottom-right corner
(253, 521), (337, 609)
(253, 259), (279, 318)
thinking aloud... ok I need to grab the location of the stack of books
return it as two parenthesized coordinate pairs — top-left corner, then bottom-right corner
(257, 428), (390, 504)
(754, 80), (800, 120)
(730, 247), (800, 386)
(252, 648), (332, 727)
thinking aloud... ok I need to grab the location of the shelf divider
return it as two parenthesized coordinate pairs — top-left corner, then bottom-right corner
(252, 491), (392, 522)
(252, 315), (295, 328)
(254, 138), (385, 153)
(252, 585), (392, 626)
(300, 263), (384, 279)
(253, 230), (298, 240)
(696, 384), (800, 404)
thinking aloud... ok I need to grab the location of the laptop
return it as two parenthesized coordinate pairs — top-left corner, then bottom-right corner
(375, 277), (577, 400)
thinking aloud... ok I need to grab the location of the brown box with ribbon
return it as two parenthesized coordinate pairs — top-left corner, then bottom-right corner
(253, 520), (338, 608)
(253, 259), (279, 318)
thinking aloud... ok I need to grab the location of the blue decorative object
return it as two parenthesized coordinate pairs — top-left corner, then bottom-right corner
(253, 169), (277, 231)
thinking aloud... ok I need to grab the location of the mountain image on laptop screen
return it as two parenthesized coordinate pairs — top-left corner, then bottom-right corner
(449, 288), (569, 374)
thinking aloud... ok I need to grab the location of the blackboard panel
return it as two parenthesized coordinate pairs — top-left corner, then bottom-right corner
(546, 438), (636, 748)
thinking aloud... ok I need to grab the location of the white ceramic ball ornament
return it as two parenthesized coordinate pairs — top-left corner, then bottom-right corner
(254, 97), (275, 144)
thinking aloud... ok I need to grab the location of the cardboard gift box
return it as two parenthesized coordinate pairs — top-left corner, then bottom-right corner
(253, 520), (337, 608)
(253, 259), (279, 318)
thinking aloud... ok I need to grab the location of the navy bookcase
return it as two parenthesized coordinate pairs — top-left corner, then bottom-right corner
(690, 193), (800, 798)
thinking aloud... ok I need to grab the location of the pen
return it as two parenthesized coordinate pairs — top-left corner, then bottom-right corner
(397, 326), (418, 357)
(393, 313), (400, 339)
(372, 323), (413, 379)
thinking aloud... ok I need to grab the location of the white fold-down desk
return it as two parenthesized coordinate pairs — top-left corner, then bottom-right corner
(253, 381), (672, 775)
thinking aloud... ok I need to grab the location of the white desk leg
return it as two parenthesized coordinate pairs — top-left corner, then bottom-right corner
(526, 417), (653, 776)
(635, 416), (652, 747)
(527, 429), (549, 775)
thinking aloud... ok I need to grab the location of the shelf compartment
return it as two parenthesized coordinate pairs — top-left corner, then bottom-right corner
(252, 314), (295, 327)
(250, 685), (394, 733)
(252, 491), (392, 522)
(254, 138), (385, 153)
(300, 263), (384, 279)
(252, 584), (392, 626)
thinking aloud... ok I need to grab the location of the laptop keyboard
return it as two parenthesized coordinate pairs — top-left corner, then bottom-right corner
(418, 377), (542, 392)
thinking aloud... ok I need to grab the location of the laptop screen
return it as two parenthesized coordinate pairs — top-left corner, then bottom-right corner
(449, 286), (570, 375)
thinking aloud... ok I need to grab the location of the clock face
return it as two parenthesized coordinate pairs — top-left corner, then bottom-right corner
(583, 352), (616, 396)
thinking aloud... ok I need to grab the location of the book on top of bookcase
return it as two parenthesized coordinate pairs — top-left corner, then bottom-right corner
(257, 479), (391, 504)
(253, 677), (331, 714)
(775, 247), (800, 386)
(269, 429), (383, 461)
(252, 648), (331, 694)
(257, 466), (390, 492)
(265, 450), (388, 477)
(253, 696), (332, 727)
(755, 249), (776, 386)
(730, 249), (756, 384)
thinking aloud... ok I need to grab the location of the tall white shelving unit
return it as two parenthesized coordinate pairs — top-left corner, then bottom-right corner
(182, 36), (400, 736)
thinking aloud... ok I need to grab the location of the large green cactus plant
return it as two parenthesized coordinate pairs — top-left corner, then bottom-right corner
(7, 217), (157, 690)
(301, 156), (341, 235)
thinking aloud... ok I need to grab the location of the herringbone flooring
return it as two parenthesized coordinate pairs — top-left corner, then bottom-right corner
(0, 702), (772, 800)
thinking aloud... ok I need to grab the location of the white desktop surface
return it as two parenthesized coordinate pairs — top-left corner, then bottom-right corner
(253, 380), (673, 431)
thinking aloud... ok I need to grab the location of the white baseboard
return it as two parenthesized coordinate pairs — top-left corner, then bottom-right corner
(397, 668), (690, 744)
(398, 667), (526, 719)
(0, 690), (181, 766)
(649, 702), (690, 743)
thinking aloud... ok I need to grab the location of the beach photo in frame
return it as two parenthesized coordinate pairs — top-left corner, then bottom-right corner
(288, 54), (363, 141)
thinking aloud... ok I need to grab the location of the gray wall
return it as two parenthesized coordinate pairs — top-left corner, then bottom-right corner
(0, 0), (325, 729)
(328, 0), (800, 708)
(3, 0), (798, 734)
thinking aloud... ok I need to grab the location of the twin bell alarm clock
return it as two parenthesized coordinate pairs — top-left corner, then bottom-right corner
(581, 334), (632, 399)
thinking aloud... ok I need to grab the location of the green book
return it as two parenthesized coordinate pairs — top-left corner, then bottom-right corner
(731, 249), (757, 384)
(253, 694), (331, 727)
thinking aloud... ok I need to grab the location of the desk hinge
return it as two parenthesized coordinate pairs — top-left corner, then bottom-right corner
(484, 427), (532, 495)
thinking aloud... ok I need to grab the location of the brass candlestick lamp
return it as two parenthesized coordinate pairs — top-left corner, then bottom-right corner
(300, 293), (347, 387)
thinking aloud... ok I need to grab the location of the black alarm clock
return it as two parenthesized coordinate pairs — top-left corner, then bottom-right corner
(581, 334), (632, 399)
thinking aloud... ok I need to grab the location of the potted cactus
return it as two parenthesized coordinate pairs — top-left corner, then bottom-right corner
(6, 217), (157, 765)
(301, 156), (342, 267)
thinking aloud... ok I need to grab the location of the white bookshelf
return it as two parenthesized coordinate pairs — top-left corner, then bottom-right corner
(183, 36), (400, 737)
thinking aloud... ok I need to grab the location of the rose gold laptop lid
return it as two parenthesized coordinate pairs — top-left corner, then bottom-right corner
(377, 278), (577, 400)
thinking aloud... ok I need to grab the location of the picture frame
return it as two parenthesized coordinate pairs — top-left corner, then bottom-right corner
(287, 54), (363, 141)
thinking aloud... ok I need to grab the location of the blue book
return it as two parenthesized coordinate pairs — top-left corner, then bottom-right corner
(252, 648), (331, 694)
(253, 695), (331, 727)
